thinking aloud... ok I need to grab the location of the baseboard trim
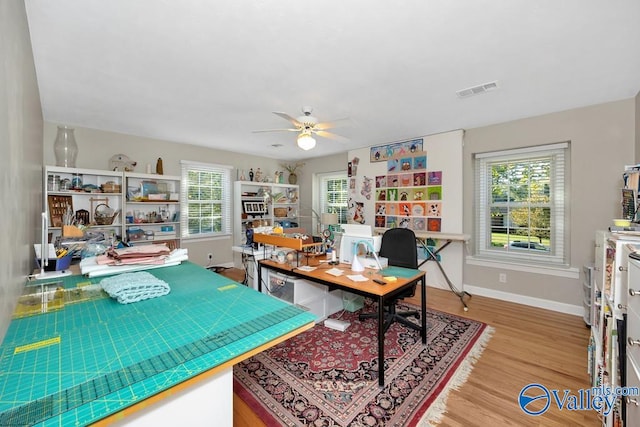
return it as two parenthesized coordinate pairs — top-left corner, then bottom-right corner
(459, 284), (583, 317)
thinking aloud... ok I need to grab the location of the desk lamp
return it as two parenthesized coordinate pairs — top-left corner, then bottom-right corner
(350, 239), (383, 272)
(320, 212), (338, 250)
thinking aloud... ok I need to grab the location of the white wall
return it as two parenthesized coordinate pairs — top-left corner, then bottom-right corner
(347, 130), (465, 290)
(463, 99), (636, 312)
(42, 122), (348, 267)
(0, 1), (44, 342)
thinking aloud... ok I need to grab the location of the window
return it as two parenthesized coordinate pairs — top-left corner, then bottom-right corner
(180, 161), (232, 239)
(318, 172), (348, 224)
(474, 142), (569, 265)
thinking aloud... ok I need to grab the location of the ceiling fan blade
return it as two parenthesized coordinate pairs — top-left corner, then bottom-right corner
(273, 112), (302, 128)
(252, 128), (299, 133)
(314, 130), (349, 142)
(314, 117), (351, 131)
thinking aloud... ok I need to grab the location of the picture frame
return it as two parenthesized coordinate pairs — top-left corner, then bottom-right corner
(243, 200), (266, 215)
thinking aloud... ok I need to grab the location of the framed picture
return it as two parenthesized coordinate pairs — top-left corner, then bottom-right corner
(243, 201), (266, 215)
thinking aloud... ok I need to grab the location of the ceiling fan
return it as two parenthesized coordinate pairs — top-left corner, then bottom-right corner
(253, 106), (349, 150)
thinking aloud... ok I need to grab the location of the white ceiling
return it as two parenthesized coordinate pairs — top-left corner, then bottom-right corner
(24, 0), (640, 161)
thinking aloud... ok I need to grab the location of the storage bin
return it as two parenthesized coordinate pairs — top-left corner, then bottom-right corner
(343, 292), (364, 312)
(36, 253), (72, 271)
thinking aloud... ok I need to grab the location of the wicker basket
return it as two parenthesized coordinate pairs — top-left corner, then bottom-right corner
(94, 203), (119, 225)
(274, 207), (288, 218)
(100, 181), (121, 193)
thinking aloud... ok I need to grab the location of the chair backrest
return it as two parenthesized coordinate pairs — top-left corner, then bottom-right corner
(379, 228), (418, 269)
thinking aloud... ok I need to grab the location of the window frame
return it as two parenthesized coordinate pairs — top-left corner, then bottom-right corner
(474, 142), (569, 266)
(180, 160), (232, 240)
(316, 171), (349, 224)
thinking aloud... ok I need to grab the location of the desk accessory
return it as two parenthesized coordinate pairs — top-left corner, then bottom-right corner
(324, 318), (350, 331)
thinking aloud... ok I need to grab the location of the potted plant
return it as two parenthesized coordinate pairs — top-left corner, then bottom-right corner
(280, 161), (305, 184)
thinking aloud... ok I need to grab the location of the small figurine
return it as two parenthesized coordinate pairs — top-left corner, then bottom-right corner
(255, 168), (263, 182)
(249, 168), (254, 181)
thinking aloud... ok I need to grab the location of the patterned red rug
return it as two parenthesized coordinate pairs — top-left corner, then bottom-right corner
(234, 302), (493, 426)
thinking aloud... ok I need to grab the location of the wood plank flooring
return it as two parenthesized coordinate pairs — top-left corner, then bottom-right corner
(219, 268), (599, 426)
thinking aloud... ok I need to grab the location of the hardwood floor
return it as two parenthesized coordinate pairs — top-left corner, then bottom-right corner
(220, 268), (599, 426)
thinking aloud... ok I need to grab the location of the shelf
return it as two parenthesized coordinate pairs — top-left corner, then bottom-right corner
(234, 181), (300, 247)
(253, 233), (320, 251)
(127, 200), (179, 204)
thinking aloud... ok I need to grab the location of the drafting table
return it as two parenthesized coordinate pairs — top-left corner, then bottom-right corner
(415, 231), (472, 311)
(257, 259), (426, 386)
(0, 262), (315, 426)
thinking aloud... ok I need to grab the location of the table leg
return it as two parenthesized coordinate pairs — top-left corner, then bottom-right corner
(378, 294), (385, 386)
(421, 275), (427, 344)
(419, 241), (472, 311)
(257, 263), (262, 293)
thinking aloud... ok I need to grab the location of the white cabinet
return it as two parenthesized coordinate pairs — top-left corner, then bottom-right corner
(591, 231), (640, 426)
(627, 257), (640, 427)
(124, 172), (181, 248)
(233, 181), (300, 246)
(44, 166), (124, 241)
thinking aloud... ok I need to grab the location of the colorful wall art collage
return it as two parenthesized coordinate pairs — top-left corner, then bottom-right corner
(373, 152), (443, 231)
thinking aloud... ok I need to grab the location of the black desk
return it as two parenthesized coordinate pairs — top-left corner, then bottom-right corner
(257, 260), (426, 386)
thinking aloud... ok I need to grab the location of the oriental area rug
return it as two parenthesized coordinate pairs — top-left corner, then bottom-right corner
(234, 303), (494, 426)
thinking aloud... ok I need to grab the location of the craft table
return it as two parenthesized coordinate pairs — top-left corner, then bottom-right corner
(0, 262), (315, 426)
(257, 259), (426, 386)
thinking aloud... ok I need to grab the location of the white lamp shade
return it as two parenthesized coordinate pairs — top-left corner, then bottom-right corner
(321, 213), (338, 225)
(297, 133), (316, 150)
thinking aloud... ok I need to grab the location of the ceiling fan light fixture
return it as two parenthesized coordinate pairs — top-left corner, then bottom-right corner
(297, 132), (316, 150)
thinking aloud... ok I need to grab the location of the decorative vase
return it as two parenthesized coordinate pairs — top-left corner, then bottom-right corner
(53, 126), (78, 168)
(288, 173), (297, 184)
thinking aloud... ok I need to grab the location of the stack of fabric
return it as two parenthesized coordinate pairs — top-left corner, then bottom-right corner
(98, 244), (172, 266)
(80, 244), (189, 277)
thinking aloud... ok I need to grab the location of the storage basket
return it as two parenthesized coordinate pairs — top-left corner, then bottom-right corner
(94, 203), (119, 225)
(343, 292), (364, 312)
(100, 181), (121, 193)
(274, 207), (288, 218)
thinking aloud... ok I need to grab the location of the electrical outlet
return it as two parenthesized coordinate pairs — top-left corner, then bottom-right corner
(207, 253), (213, 261)
(499, 273), (507, 283)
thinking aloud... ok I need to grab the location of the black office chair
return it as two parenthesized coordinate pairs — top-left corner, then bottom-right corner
(358, 228), (421, 333)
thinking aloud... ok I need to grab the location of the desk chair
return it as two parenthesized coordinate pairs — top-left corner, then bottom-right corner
(358, 228), (421, 333)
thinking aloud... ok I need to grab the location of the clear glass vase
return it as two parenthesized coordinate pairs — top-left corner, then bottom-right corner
(53, 126), (78, 168)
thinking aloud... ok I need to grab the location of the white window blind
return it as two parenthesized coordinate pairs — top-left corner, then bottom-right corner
(318, 171), (348, 224)
(180, 160), (232, 239)
(474, 142), (569, 266)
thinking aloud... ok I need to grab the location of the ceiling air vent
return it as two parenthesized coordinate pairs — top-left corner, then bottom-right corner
(456, 81), (499, 98)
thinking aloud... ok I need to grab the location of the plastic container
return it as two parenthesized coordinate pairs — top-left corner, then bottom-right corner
(36, 253), (72, 271)
(343, 292), (364, 312)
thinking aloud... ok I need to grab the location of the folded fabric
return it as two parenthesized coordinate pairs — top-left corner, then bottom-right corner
(107, 244), (171, 260)
(100, 271), (170, 304)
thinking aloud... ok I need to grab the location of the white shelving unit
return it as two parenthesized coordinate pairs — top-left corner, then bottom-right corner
(124, 172), (181, 248)
(233, 181), (300, 247)
(625, 256), (640, 426)
(44, 166), (124, 242)
(590, 230), (640, 426)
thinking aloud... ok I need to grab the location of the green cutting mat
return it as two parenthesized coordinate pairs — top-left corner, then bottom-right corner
(0, 262), (315, 426)
(380, 266), (421, 278)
